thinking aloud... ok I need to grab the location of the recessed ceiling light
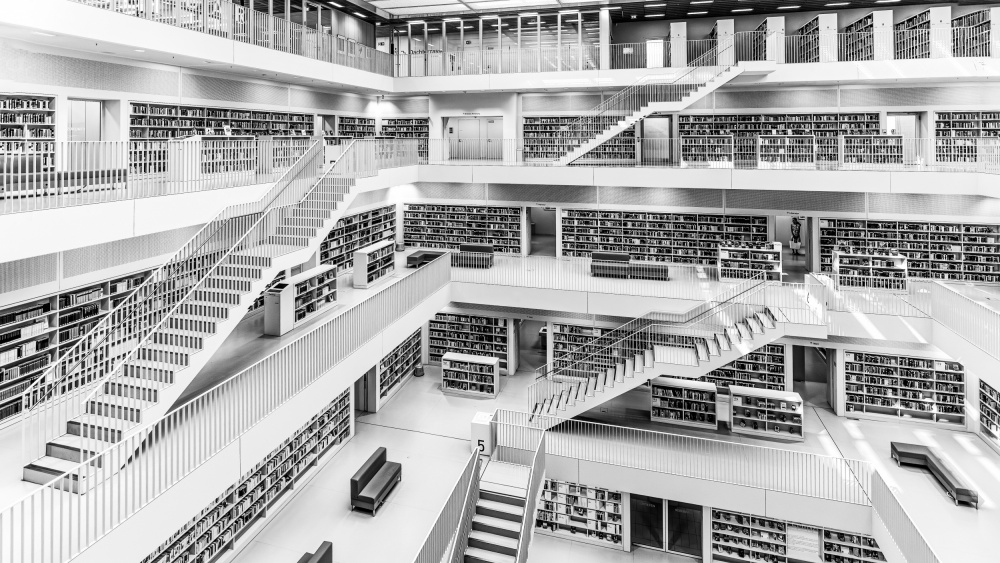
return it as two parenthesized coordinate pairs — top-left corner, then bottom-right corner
(646, 13), (665, 17)
(732, 7), (753, 12)
(408, 20), (425, 24)
(875, 0), (899, 3)
(691, 0), (714, 4)
(426, 27), (439, 31)
(646, 3), (666, 7)
(134, 49), (146, 52)
(328, 1), (342, 6)
(777, 5), (800, 8)
(688, 11), (708, 15)
(353, 11), (367, 17)
(32, 31), (55, 37)
(825, 2), (849, 5)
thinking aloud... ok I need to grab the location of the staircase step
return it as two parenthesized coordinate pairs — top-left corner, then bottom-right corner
(267, 235), (310, 247)
(190, 288), (242, 306)
(736, 322), (752, 341)
(695, 341), (710, 363)
(122, 360), (176, 384)
(746, 317), (763, 335)
(165, 314), (218, 334)
(46, 434), (112, 464)
(151, 329), (206, 350)
(215, 264), (263, 279)
(653, 345), (699, 366)
(282, 217), (325, 228)
(465, 546), (515, 563)
(644, 349), (654, 367)
(292, 209), (333, 219)
(87, 397), (153, 423)
(633, 353), (644, 374)
(205, 275), (253, 293)
(103, 376), (161, 402)
(480, 489), (526, 508)
(135, 343), (194, 366)
(469, 531), (518, 557)
(67, 415), (125, 443)
(755, 312), (775, 330)
(716, 333), (731, 352)
(706, 337), (721, 356)
(476, 499), (524, 523)
(23, 456), (86, 491)
(615, 363), (624, 382)
(473, 514), (521, 539)
(177, 301), (230, 319)
(276, 225), (318, 238)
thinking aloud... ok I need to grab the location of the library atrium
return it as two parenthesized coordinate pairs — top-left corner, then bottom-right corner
(0, 0), (999, 562)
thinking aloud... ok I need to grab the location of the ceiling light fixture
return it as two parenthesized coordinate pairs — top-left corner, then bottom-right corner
(688, 11), (708, 15)
(732, 8), (752, 12)
(691, 0), (714, 4)
(646, 3), (666, 7)
(777, 5), (800, 8)
(646, 13), (665, 17)
(353, 11), (367, 17)
(875, 0), (899, 3)
(328, 1), (343, 6)
(825, 1), (849, 5)
(134, 49), (146, 52)
(32, 31), (56, 37)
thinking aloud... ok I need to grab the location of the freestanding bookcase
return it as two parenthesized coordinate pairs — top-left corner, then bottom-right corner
(730, 386), (804, 441)
(264, 265), (337, 336)
(353, 239), (395, 289)
(441, 352), (500, 398)
(718, 242), (782, 280)
(650, 377), (718, 430)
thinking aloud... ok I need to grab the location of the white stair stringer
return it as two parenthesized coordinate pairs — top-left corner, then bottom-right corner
(557, 65), (745, 166)
(531, 307), (787, 422)
(21, 161), (374, 488)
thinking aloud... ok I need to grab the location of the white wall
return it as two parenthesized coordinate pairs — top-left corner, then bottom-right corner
(427, 93), (519, 141)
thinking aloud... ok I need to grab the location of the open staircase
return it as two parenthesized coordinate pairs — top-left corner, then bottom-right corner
(555, 42), (747, 166)
(465, 478), (526, 563)
(21, 139), (420, 489)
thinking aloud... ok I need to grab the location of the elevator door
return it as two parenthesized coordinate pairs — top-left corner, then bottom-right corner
(484, 118), (503, 160)
(456, 118), (481, 159)
(630, 494), (664, 550)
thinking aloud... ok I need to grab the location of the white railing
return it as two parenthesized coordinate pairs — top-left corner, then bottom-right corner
(916, 279), (1000, 360)
(413, 450), (481, 563)
(70, 0), (393, 76)
(423, 137), (1000, 174)
(516, 433), (545, 563)
(397, 45), (601, 77)
(784, 27), (990, 63)
(809, 273), (929, 318)
(2, 253), (451, 563)
(869, 472), (942, 563)
(0, 138), (314, 214)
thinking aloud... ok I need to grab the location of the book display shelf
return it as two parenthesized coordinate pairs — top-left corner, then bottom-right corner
(953, 10), (991, 57)
(794, 17), (821, 63)
(757, 135), (816, 167)
(730, 386), (804, 441)
(319, 205), (396, 275)
(718, 242), (782, 280)
(845, 351), (965, 427)
(249, 271), (287, 313)
(832, 250), (908, 290)
(551, 323), (616, 380)
(842, 14), (876, 61)
(441, 351), (500, 398)
(894, 10), (931, 60)
(352, 239), (395, 289)
(840, 135), (904, 165)
(338, 116), (375, 138)
(979, 380), (1000, 449)
(678, 113), (880, 165)
(560, 209), (769, 265)
(0, 93), (55, 171)
(377, 328), (421, 407)
(934, 111), (1000, 163)
(700, 344), (788, 391)
(381, 118), (429, 157)
(140, 388), (352, 563)
(650, 377), (718, 429)
(264, 266), (337, 337)
(522, 116), (636, 162)
(680, 135), (734, 167)
(819, 219), (1000, 282)
(403, 204), (523, 254)
(535, 479), (624, 548)
(711, 509), (887, 563)
(0, 270), (151, 422)
(429, 312), (514, 374)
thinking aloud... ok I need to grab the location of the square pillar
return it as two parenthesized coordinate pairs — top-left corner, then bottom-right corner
(929, 6), (953, 58)
(670, 22), (687, 67)
(599, 9), (611, 70)
(873, 11), (894, 60)
(818, 13), (838, 62)
(766, 16), (785, 63)
(716, 19), (735, 65)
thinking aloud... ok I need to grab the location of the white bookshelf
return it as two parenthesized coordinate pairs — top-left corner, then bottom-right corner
(429, 312), (516, 374)
(550, 323), (615, 381)
(0, 93), (55, 172)
(894, 10), (931, 60)
(832, 250), (908, 290)
(403, 204), (523, 254)
(353, 239), (395, 289)
(701, 343), (788, 391)
(718, 242), (782, 280)
(441, 351), (500, 398)
(680, 135), (734, 167)
(319, 205), (396, 275)
(730, 386), (804, 441)
(650, 377), (718, 430)
(757, 135), (816, 168)
(845, 351), (965, 427)
(338, 116), (375, 138)
(377, 328), (421, 409)
(264, 265), (337, 336)
(840, 135), (904, 166)
(535, 479), (624, 548)
(952, 9), (991, 57)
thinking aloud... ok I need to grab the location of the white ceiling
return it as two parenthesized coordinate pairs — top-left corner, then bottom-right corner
(368, 0), (606, 17)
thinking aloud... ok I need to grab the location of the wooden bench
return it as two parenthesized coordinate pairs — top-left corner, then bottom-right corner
(296, 541), (333, 563)
(891, 441), (978, 508)
(350, 447), (402, 515)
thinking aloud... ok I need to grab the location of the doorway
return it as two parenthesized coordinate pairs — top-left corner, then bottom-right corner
(630, 494), (664, 551)
(68, 99), (103, 142)
(792, 345), (832, 410)
(448, 116), (503, 160)
(518, 319), (547, 374)
(775, 215), (810, 283)
(887, 112), (920, 165)
(641, 115), (672, 165)
(666, 500), (703, 558)
(527, 207), (557, 256)
(354, 366), (377, 414)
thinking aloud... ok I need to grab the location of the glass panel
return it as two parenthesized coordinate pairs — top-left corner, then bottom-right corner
(630, 494), (665, 550)
(581, 11), (600, 70)
(539, 14), (559, 72)
(482, 17), (501, 73)
(560, 11), (581, 71)
(667, 500), (703, 557)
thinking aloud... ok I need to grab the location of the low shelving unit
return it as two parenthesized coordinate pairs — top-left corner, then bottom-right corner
(700, 344), (788, 391)
(718, 242), (782, 280)
(730, 386), (804, 441)
(353, 239), (395, 289)
(429, 312), (516, 374)
(264, 265), (337, 336)
(757, 135), (816, 168)
(0, 93), (55, 172)
(845, 351), (965, 427)
(650, 377), (718, 430)
(680, 135), (734, 167)
(832, 250), (908, 290)
(535, 479), (624, 548)
(319, 205), (397, 275)
(840, 135), (904, 166)
(440, 351), (499, 398)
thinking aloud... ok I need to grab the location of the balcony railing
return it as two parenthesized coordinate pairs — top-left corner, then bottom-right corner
(785, 27), (992, 64)
(71, 0), (393, 76)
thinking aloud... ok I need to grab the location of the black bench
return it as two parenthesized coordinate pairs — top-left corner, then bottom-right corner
(451, 243), (494, 268)
(891, 441), (978, 509)
(406, 250), (445, 268)
(591, 251), (631, 278)
(350, 447), (402, 515)
(631, 261), (670, 281)
(296, 541), (333, 563)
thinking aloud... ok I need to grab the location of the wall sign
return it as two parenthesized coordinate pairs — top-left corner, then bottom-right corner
(786, 524), (822, 563)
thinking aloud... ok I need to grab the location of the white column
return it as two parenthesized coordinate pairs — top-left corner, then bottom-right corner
(557, 13), (562, 71)
(670, 22), (687, 67)
(554, 207), (563, 257)
(818, 13), (838, 62)
(545, 321), (554, 367)
(716, 19), (735, 65)
(873, 10), (894, 61)
(766, 16), (785, 63)
(599, 9), (611, 70)
(993, 8), (1000, 58)
(929, 6), (953, 58)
